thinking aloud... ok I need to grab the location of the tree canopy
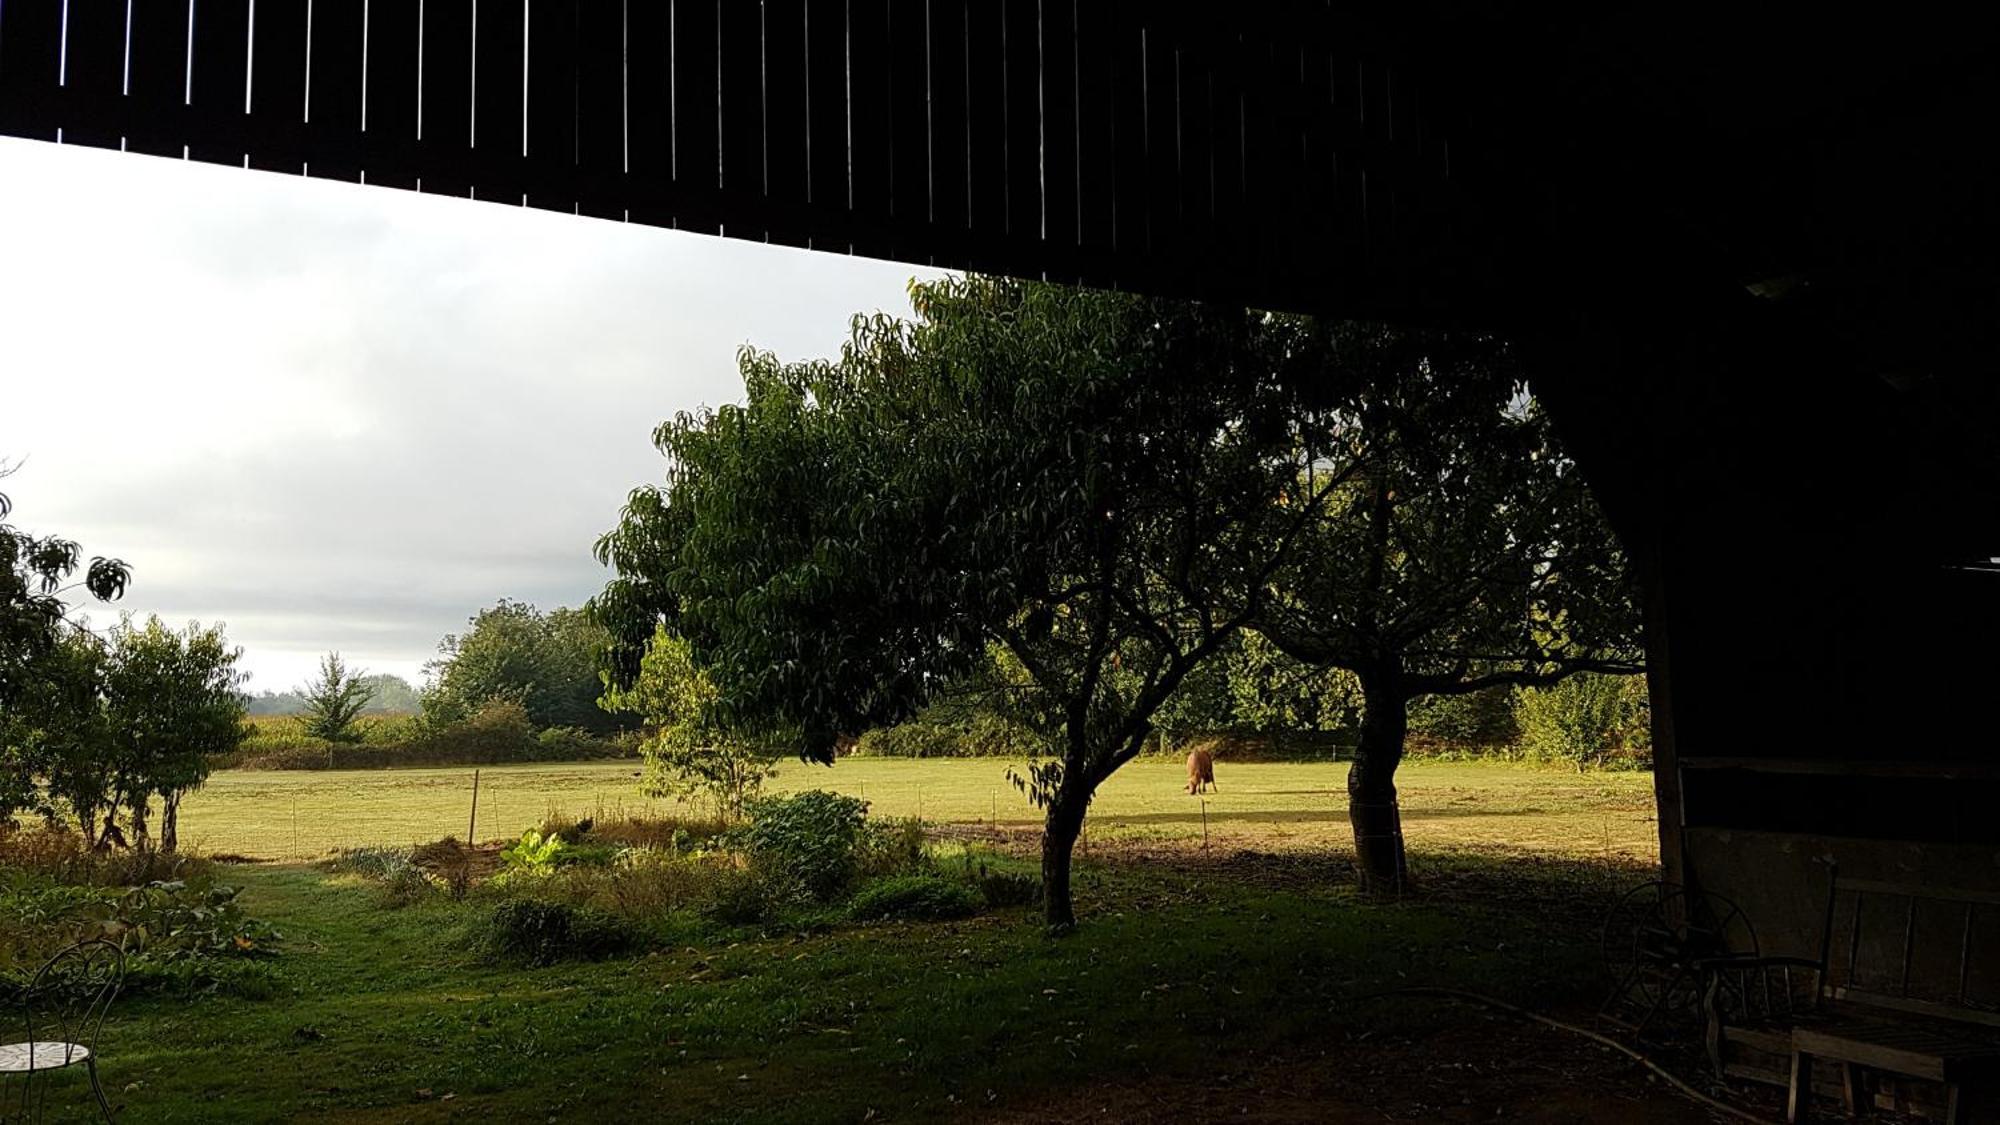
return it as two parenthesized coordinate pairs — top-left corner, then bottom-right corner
(595, 276), (1364, 927)
(101, 615), (249, 852)
(424, 600), (623, 733)
(299, 652), (377, 743)
(1, 472), (129, 709)
(1251, 326), (1642, 888)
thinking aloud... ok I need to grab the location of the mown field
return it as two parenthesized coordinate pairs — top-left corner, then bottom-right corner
(175, 757), (1660, 863)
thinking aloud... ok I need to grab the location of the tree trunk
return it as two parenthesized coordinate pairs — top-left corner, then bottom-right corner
(1041, 791), (1089, 933)
(129, 796), (151, 852)
(160, 791), (182, 854)
(1348, 666), (1410, 894)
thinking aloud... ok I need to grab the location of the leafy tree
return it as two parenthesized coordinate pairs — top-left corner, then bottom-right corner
(298, 652), (376, 743)
(1, 471), (129, 709)
(355, 673), (421, 714)
(102, 616), (249, 852)
(1223, 632), (1361, 734)
(425, 600), (622, 733)
(601, 625), (777, 819)
(1252, 326), (1642, 891)
(594, 276), (1360, 929)
(0, 630), (116, 833)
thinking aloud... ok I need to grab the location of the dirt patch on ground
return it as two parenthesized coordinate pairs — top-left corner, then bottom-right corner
(983, 1007), (1781, 1123)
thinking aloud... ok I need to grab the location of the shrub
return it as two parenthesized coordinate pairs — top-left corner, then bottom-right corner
(98, 878), (283, 960)
(0, 825), (211, 887)
(572, 848), (737, 918)
(496, 829), (565, 880)
(703, 866), (778, 926)
(966, 863), (1043, 909)
(1407, 686), (1520, 748)
(1518, 673), (1648, 771)
(218, 707), (637, 771)
(533, 726), (602, 762)
(325, 845), (415, 880)
(853, 706), (1044, 758)
(848, 875), (982, 922)
(741, 791), (870, 901)
(484, 899), (632, 966)
(857, 817), (932, 880)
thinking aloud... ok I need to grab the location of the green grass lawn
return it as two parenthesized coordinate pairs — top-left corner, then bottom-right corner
(178, 757), (1660, 863)
(7, 760), (1667, 1122)
(45, 847), (1638, 1124)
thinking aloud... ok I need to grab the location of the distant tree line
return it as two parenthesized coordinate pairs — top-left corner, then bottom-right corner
(854, 636), (1649, 770)
(225, 600), (636, 771)
(245, 671), (421, 717)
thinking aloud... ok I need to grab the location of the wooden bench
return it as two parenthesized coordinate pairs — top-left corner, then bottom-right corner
(1701, 870), (2000, 1123)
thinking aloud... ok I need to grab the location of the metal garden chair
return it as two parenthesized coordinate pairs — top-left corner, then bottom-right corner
(2, 940), (124, 1122)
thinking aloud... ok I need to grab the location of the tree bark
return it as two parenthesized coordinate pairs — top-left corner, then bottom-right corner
(1348, 665), (1410, 894)
(160, 791), (182, 854)
(128, 796), (151, 852)
(1040, 789), (1089, 933)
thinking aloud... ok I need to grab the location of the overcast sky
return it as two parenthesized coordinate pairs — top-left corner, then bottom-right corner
(0, 137), (941, 692)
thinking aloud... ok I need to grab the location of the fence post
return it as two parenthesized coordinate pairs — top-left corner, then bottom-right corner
(467, 769), (481, 845)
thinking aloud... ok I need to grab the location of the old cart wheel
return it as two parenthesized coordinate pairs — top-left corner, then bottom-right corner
(1601, 881), (1757, 1029)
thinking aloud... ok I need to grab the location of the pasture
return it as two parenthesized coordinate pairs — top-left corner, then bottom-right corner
(176, 757), (1659, 862)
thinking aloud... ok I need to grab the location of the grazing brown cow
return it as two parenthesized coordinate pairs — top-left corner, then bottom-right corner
(1185, 748), (1216, 795)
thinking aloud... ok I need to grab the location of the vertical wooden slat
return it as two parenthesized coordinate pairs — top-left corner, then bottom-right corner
(1272, 31), (1315, 290)
(1140, 7), (1176, 273)
(671, 0), (719, 233)
(1303, 35), (1344, 285)
(846, 0), (891, 257)
(0, 0), (62, 142)
(1172, 28), (1213, 266)
(1071, 0), (1115, 276)
(419, 0), (475, 196)
(923, 0), (968, 256)
(1107, 1), (1147, 261)
(1001, 0), (1038, 251)
(524, 0), (578, 211)
(571, 0), (624, 219)
(308, 0), (367, 181)
(1898, 895), (1917, 997)
(1206, 17), (1245, 281)
(963, 0), (1005, 262)
(1039, 0), (1077, 265)
(247, 0), (307, 173)
(363, 0), (422, 188)
(186, 0), (252, 166)
(803, 0), (845, 246)
(886, 0), (927, 255)
(126, 0), (194, 157)
(762, 0), (810, 245)
(470, 0), (527, 201)
(59, 0), (126, 149)
(1846, 894), (1864, 990)
(716, 0), (759, 235)
(1956, 903), (1975, 1004)
(1333, 53), (1366, 276)
(624, 0), (672, 225)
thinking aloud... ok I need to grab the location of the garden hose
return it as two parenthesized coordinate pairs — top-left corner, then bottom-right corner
(1352, 986), (1779, 1125)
